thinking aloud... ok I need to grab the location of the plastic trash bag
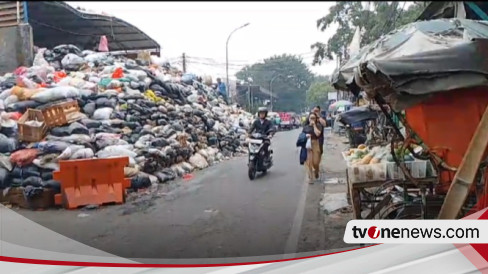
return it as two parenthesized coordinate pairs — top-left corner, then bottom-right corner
(57, 145), (85, 160)
(31, 86), (80, 103)
(84, 53), (108, 63)
(10, 149), (39, 167)
(189, 153), (209, 169)
(93, 107), (114, 120)
(71, 148), (94, 159)
(0, 134), (16, 153)
(112, 67), (124, 79)
(96, 145), (137, 159)
(61, 53), (85, 70)
(33, 48), (50, 67)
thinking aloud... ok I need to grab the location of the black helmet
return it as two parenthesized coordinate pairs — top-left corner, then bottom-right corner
(258, 107), (268, 118)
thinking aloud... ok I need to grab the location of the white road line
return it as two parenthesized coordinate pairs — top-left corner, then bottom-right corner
(282, 174), (310, 258)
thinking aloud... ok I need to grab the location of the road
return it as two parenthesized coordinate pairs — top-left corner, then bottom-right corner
(16, 129), (327, 261)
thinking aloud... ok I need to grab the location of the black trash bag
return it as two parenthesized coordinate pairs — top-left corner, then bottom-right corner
(0, 168), (10, 188)
(39, 141), (70, 153)
(80, 118), (101, 129)
(0, 76), (16, 90)
(0, 134), (17, 153)
(123, 122), (140, 130)
(83, 102), (97, 116)
(112, 111), (126, 120)
(130, 175), (151, 190)
(10, 165), (41, 179)
(69, 122), (89, 135)
(50, 126), (71, 137)
(150, 138), (170, 148)
(40, 169), (53, 181)
(23, 185), (44, 199)
(96, 97), (116, 108)
(22, 176), (44, 187)
(6, 100), (41, 113)
(43, 180), (61, 193)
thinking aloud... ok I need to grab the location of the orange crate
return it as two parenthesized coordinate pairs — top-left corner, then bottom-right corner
(17, 109), (48, 142)
(40, 100), (81, 128)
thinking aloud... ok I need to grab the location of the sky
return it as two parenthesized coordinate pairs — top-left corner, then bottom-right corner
(66, 1), (339, 78)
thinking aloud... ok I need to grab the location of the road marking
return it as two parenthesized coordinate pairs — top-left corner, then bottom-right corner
(283, 174), (309, 258)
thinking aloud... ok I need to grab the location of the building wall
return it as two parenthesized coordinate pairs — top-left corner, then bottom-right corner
(0, 23), (33, 75)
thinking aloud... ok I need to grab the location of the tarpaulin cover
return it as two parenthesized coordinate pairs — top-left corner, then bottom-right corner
(338, 106), (379, 125)
(331, 19), (488, 110)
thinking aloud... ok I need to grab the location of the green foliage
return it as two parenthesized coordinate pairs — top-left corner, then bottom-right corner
(306, 81), (334, 108)
(311, 1), (428, 65)
(235, 54), (314, 112)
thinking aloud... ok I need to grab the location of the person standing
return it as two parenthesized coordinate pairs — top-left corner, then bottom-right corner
(305, 106), (326, 155)
(302, 112), (323, 183)
(216, 78), (228, 103)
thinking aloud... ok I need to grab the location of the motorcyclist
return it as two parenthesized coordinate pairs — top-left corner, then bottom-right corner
(248, 107), (275, 160)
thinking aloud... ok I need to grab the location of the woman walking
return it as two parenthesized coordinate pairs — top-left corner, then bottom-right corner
(302, 112), (323, 183)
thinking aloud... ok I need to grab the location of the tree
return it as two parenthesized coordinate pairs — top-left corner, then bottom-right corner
(306, 81), (334, 109)
(236, 54), (314, 112)
(311, 2), (428, 66)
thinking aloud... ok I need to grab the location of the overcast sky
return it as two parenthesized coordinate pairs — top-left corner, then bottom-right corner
(67, 1), (338, 78)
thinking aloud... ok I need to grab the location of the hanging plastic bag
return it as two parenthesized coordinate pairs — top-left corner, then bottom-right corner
(98, 35), (109, 52)
(306, 137), (312, 150)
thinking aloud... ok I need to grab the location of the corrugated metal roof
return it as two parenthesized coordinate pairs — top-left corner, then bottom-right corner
(26, 1), (160, 52)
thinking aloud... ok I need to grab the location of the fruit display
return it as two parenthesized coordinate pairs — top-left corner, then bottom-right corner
(344, 144), (430, 183)
(344, 144), (417, 166)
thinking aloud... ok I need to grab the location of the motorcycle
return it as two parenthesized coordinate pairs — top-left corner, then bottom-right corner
(247, 129), (274, 180)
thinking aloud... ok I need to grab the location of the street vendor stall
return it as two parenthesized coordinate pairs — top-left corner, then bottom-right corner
(337, 105), (380, 148)
(333, 18), (488, 220)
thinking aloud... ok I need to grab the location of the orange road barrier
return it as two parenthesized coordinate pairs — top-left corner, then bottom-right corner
(53, 157), (131, 209)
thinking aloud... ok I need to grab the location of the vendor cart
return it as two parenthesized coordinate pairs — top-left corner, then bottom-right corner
(334, 19), (488, 220)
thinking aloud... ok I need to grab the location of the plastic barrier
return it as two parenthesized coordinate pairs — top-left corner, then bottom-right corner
(53, 157), (131, 209)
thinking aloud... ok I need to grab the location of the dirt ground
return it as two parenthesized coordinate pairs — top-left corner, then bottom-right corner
(320, 130), (356, 251)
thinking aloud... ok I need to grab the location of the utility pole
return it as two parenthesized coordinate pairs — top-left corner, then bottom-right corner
(182, 53), (186, 73)
(247, 83), (251, 112)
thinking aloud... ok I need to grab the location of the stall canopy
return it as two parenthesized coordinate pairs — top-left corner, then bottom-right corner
(26, 1), (160, 53)
(331, 19), (488, 111)
(338, 106), (380, 126)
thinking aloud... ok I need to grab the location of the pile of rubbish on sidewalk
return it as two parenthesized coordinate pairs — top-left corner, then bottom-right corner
(0, 45), (254, 202)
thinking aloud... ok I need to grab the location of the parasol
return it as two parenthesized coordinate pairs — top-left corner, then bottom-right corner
(329, 100), (353, 111)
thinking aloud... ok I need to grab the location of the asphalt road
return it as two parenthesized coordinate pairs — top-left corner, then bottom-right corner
(16, 129), (325, 261)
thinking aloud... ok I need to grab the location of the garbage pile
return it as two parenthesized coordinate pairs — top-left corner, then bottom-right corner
(0, 45), (254, 197)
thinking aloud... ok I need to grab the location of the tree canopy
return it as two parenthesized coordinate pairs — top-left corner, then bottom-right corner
(311, 1), (428, 65)
(306, 81), (335, 109)
(236, 54), (314, 112)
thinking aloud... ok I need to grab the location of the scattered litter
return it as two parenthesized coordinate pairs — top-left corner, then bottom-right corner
(320, 193), (349, 214)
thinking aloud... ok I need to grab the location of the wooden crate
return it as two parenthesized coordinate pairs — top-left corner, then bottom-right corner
(40, 100), (81, 128)
(17, 109), (48, 142)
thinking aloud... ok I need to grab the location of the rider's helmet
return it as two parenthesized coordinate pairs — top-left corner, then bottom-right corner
(257, 107), (268, 118)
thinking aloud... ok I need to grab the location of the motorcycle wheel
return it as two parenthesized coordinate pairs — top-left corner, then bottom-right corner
(248, 161), (257, 180)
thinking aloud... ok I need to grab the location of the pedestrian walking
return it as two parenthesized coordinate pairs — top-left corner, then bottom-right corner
(302, 112), (323, 183)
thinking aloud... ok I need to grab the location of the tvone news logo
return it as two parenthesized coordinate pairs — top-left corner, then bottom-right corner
(351, 226), (381, 239)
